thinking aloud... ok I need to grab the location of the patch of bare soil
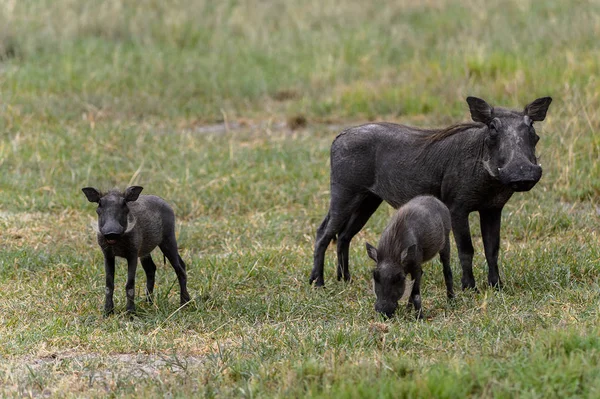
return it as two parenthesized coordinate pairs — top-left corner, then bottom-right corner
(1, 351), (207, 397)
(0, 210), (89, 250)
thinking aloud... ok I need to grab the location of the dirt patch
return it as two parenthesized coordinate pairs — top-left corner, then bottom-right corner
(1, 351), (207, 397)
(176, 119), (345, 135)
(287, 115), (308, 130)
(31, 352), (204, 377)
(0, 210), (89, 250)
(271, 89), (300, 101)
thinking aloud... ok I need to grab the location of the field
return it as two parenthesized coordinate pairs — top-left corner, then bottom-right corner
(1, 0), (600, 397)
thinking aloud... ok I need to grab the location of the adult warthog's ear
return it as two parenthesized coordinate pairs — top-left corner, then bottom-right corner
(466, 96), (493, 124)
(366, 242), (378, 263)
(524, 97), (552, 121)
(124, 186), (143, 202)
(82, 187), (102, 203)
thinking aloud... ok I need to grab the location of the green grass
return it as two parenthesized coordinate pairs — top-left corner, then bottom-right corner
(2, 0), (600, 124)
(2, 0), (600, 397)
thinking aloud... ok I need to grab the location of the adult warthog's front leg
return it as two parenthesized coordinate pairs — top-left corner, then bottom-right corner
(480, 208), (503, 289)
(450, 211), (476, 291)
(439, 236), (454, 299)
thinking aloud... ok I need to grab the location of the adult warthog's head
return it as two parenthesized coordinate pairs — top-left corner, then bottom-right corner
(467, 96), (552, 192)
(82, 186), (143, 244)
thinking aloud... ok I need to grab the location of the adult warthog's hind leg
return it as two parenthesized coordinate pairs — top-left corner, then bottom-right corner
(310, 193), (369, 287)
(335, 194), (382, 282)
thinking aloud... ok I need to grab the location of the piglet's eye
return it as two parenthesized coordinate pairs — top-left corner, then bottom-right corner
(373, 269), (380, 283)
(390, 274), (404, 285)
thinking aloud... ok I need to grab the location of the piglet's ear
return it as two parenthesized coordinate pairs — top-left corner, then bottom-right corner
(372, 268), (381, 283)
(524, 97), (552, 121)
(366, 242), (378, 263)
(82, 187), (102, 203)
(124, 186), (143, 202)
(401, 245), (417, 264)
(466, 96), (493, 124)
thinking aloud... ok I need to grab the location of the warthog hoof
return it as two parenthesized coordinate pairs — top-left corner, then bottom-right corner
(309, 272), (325, 287)
(488, 278), (504, 290)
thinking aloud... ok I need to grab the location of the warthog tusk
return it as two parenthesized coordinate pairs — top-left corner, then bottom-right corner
(400, 279), (414, 302)
(125, 214), (137, 234)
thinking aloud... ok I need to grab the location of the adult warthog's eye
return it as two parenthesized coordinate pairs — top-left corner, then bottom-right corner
(487, 120), (500, 143)
(485, 133), (498, 147)
(530, 127), (540, 144)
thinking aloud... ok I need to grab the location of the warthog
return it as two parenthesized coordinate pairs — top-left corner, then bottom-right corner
(82, 186), (191, 315)
(366, 195), (452, 319)
(310, 96), (552, 290)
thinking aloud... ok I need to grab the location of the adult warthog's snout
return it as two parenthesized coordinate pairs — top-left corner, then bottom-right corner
(375, 301), (398, 319)
(498, 162), (542, 192)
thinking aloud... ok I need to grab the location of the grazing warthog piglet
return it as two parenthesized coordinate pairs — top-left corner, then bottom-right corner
(311, 96), (552, 290)
(366, 195), (452, 319)
(82, 186), (191, 315)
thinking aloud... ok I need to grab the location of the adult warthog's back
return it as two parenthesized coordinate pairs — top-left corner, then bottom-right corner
(310, 96), (552, 290)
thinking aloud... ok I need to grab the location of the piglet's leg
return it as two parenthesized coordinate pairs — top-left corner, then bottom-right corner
(125, 255), (138, 313)
(140, 255), (157, 303)
(408, 269), (423, 320)
(104, 254), (116, 316)
(160, 234), (191, 306)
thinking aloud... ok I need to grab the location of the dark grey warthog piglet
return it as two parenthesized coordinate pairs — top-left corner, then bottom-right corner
(82, 186), (191, 315)
(366, 195), (452, 319)
(311, 96), (552, 290)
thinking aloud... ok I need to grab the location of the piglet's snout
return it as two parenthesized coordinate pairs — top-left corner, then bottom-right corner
(101, 221), (125, 244)
(375, 301), (398, 319)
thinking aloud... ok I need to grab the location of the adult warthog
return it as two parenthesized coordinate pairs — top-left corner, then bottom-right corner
(310, 96), (552, 290)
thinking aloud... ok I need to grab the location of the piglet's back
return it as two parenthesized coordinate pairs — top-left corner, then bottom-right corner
(405, 196), (450, 230)
(128, 195), (176, 255)
(382, 196), (450, 262)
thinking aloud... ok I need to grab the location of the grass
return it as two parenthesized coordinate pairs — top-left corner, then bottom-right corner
(1, 0), (600, 397)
